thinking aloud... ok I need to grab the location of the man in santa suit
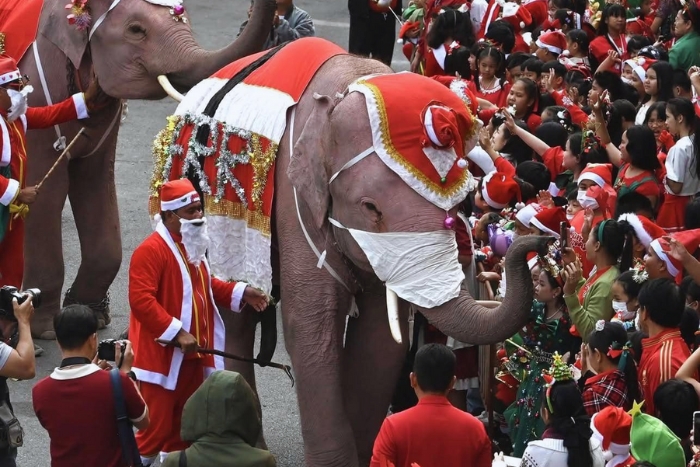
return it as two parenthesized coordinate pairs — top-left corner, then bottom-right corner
(129, 179), (269, 466)
(0, 53), (102, 290)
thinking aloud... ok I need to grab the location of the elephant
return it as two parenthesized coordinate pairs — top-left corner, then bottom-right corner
(151, 37), (550, 466)
(17, 0), (277, 338)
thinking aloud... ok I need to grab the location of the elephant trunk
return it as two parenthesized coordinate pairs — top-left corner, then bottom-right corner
(165, 0), (277, 92)
(417, 236), (551, 345)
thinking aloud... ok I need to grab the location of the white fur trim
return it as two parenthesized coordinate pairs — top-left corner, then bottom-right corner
(0, 70), (20, 85)
(157, 316), (182, 343)
(536, 38), (562, 54)
(423, 107), (442, 147)
(231, 281), (247, 312)
(530, 216), (560, 238)
(18, 115), (26, 133)
(175, 78), (295, 143)
(0, 118), (10, 167)
(482, 171), (507, 209)
(650, 239), (679, 277)
(207, 216), (273, 295)
(618, 213), (652, 247)
(348, 74), (471, 211)
(579, 172), (606, 188)
(202, 260), (226, 373)
(0, 179), (19, 206)
(160, 190), (199, 211)
(71, 93), (89, 119)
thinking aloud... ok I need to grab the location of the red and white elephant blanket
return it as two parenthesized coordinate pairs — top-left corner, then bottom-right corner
(149, 38), (345, 294)
(0, 0), (43, 60)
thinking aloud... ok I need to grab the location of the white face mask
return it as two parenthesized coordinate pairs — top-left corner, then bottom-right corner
(566, 213), (575, 221)
(329, 218), (464, 308)
(577, 190), (599, 210)
(621, 77), (633, 86)
(612, 300), (637, 321)
(6, 85), (32, 122)
(180, 217), (209, 267)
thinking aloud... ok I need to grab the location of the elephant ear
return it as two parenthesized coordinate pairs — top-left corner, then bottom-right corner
(39, 0), (89, 70)
(287, 93), (335, 230)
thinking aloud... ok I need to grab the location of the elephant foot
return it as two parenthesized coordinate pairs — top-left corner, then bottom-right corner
(63, 288), (112, 329)
(31, 312), (58, 340)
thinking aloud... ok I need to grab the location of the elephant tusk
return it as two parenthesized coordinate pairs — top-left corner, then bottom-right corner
(386, 288), (402, 344)
(157, 75), (184, 102)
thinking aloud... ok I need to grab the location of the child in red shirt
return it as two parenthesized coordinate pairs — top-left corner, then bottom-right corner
(636, 278), (691, 415)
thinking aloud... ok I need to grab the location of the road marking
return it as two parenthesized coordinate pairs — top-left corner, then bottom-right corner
(314, 19), (350, 28)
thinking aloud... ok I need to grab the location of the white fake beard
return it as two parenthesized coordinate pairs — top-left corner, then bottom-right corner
(180, 217), (209, 267)
(7, 85), (32, 122)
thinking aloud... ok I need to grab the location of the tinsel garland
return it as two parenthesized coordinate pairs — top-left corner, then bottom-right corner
(150, 113), (278, 215)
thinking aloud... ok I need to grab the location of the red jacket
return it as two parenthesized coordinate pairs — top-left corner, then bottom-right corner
(128, 222), (245, 390)
(370, 395), (492, 467)
(0, 94), (88, 205)
(639, 329), (691, 415)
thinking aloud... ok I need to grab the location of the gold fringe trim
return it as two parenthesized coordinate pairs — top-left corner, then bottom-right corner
(205, 195), (271, 236)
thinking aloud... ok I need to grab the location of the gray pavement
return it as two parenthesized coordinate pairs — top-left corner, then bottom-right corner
(13, 1), (408, 466)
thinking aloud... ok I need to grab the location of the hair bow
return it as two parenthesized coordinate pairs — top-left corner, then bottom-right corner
(607, 341), (633, 370)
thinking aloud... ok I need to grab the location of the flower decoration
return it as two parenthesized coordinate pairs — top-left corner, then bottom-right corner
(447, 40), (461, 55)
(581, 129), (602, 155)
(632, 262), (649, 284)
(595, 319), (605, 332)
(170, 3), (187, 22)
(65, 0), (91, 30)
(539, 243), (564, 286)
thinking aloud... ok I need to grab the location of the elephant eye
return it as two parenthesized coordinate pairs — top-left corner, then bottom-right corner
(127, 24), (146, 37)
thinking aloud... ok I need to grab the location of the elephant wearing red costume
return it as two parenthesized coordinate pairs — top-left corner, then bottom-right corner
(149, 37), (551, 467)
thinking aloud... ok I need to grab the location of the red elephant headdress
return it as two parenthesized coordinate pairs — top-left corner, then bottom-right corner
(347, 72), (478, 211)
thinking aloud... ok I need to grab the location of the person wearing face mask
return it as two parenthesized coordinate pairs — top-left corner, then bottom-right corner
(0, 52), (104, 290)
(611, 269), (649, 333)
(128, 179), (270, 466)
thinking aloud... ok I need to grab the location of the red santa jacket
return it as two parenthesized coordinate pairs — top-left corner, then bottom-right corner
(128, 222), (246, 390)
(0, 93), (88, 205)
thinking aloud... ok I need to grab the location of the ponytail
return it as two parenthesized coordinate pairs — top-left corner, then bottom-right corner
(667, 98), (700, 179)
(547, 381), (594, 467)
(592, 219), (634, 272)
(587, 321), (641, 404)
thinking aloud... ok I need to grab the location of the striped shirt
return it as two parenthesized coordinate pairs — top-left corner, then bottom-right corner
(639, 329), (691, 415)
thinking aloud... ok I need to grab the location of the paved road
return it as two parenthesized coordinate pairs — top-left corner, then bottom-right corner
(13, 1), (408, 466)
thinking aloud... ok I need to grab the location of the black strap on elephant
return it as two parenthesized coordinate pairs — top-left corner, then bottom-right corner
(186, 41), (291, 202)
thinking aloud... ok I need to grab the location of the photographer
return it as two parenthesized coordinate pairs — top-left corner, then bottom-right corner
(33, 305), (149, 467)
(0, 295), (37, 466)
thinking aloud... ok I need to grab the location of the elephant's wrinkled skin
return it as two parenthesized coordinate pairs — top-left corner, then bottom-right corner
(20, 0), (276, 338)
(231, 55), (552, 466)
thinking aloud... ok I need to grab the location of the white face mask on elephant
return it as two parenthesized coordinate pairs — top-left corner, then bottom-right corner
(6, 85), (32, 122)
(329, 217), (464, 343)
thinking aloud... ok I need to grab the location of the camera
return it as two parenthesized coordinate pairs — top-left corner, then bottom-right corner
(97, 339), (126, 362)
(0, 286), (41, 320)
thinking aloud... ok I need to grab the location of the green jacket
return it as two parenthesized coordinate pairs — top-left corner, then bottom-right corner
(564, 266), (618, 341)
(670, 31), (700, 72)
(163, 371), (276, 467)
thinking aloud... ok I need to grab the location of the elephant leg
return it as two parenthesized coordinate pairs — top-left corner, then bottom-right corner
(23, 136), (71, 339)
(342, 293), (410, 466)
(64, 137), (121, 328)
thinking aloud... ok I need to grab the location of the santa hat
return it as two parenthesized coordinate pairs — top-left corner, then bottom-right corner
(630, 403), (685, 467)
(536, 30), (567, 56)
(527, 251), (540, 270)
(159, 179), (200, 212)
(624, 57), (656, 82)
(579, 163), (613, 188)
(650, 229), (700, 280)
(591, 407), (633, 467)
(482, 171), (521, 209)
(523, 0), (549, 25)
(531, 207), (567, 238)
(501, 2), (532, 33)
(515, 202), (543, 228)
(618, 213), (665, 248)
(626, 17), (653, 39)
(0, 55), (20, 85)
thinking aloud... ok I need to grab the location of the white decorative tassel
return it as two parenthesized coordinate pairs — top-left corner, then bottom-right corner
(386, 288), (402, 344)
